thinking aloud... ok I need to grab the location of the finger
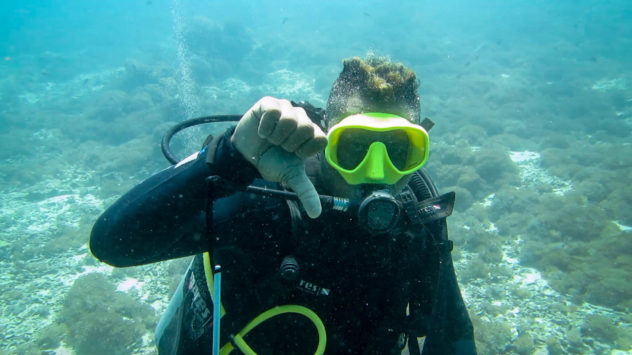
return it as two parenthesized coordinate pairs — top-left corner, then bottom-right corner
(281, 123), (313, 152)
(257, 98), (282, 138)
(284, 169), (322, 219)
(280, 106), (316, 152)
(295, 133), (328, 159)
(267, 116), (297, 145)
(266, 100), (298, 144)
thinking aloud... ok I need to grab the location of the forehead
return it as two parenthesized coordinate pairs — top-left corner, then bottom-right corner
(333, 95), (416, 125)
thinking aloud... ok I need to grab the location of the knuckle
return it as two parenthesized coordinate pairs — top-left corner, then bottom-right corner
(278, 98), (292, 105)
(276, 98), (292, 111)
(279, 115), (298, 125)
(297, 123), (314, 135)
(259, 96), (277, 103)
(258, 97), (282, 113)
(256, 96), (272, 110)
(293, 105), (307, 116)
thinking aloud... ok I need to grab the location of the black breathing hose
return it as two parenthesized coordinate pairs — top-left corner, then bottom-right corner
(161, 115), (242, 165)
(160, 114), (330, 204)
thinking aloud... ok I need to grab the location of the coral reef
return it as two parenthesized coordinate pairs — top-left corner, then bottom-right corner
(34, 323), (65, 350)
(511, 332), (535, 355)
(470, 315), (513, 354)
(60, 273), (155, 355)
(2, 3), (632, 354)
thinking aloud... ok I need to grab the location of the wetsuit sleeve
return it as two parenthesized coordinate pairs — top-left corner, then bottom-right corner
(421, 256), (477, 354)
(410, 220), (477, 355)
(90, 126), (260, 267)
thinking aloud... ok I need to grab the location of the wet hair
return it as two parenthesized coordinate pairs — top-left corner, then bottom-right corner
(325, 56), (421, 127)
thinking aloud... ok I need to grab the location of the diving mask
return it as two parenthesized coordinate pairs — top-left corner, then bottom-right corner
(325, 113), (429, 185)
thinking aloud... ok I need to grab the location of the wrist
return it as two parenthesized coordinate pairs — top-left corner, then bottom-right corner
(205, 126), (260, 188)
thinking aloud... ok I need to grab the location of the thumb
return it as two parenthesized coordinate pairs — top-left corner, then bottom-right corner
(283, 168), (322, 219)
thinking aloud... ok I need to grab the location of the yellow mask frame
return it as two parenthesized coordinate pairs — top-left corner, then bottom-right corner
(325, 112), (429, 185)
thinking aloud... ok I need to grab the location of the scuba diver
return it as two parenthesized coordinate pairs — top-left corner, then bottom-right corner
(90, 56), (477, 354)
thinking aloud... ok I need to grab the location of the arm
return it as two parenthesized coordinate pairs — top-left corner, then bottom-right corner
(421, 250), (477, 354)
(409, 220), (477, 355)
(90, 97), (327, 267)
(89, 127), (258, 267)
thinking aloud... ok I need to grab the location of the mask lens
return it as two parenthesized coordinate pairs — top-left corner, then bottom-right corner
(336, 128), (373, 169)
(335, 128), (410, 170)
(382, 130), (409, 170)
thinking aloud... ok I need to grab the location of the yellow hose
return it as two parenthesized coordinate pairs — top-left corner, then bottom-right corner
(204, 252), (326, 354)
(203, 252), (225, 316)
(220, 305), (327, 355)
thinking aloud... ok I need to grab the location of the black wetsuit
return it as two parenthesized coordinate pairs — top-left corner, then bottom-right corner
(90, 127), (476, 355)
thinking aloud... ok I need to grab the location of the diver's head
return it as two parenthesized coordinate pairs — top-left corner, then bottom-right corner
(325, 56), (421, 127)
(319, 56), (427, 198)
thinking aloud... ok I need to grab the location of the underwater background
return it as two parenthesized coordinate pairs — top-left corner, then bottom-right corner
(1, 0), (631, 354)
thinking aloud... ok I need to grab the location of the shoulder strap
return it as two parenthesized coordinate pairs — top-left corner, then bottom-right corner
(401, 171), (455, 252)
(403, 170), (456, 355)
